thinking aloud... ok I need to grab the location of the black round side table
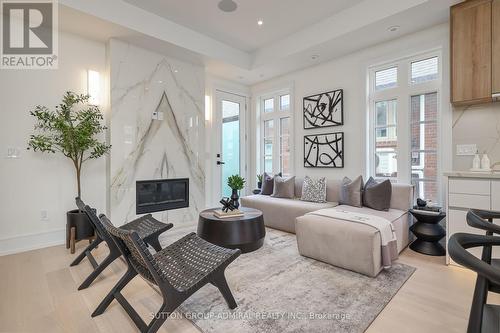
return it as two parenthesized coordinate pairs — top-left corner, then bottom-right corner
(197, 207), (266, 253)
(409, 209), (446, 256)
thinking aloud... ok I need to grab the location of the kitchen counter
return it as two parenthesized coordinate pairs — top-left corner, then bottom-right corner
(443, 171), (500, 179)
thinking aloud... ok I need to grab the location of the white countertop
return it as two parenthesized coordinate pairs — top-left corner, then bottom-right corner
(443, 171), (500, 179)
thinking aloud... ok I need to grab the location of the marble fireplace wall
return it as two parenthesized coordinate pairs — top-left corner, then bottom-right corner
(109, 39), (205, 225)
(453, 103), (500, 171)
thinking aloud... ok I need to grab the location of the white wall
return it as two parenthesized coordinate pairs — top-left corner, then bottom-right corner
(0, 31), (107, 255)
(249, 24), (452, 193)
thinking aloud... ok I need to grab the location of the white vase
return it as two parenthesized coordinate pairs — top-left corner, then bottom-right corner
(482, 154), (491, 170)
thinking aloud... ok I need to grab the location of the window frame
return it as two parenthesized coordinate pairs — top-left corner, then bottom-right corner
(259, 88), (293, 177)
(368, 50), (442, 202)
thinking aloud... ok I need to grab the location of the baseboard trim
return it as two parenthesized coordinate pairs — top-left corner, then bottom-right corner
(0, 228), (66, 256)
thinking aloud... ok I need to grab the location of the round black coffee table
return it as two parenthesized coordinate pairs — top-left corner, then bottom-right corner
(197, 207), (265, 253)
(409, 209), (446, 256)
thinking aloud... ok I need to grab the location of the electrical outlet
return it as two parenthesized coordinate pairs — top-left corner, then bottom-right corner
(456, 144), (477, 156)
(6, 147), (20, 158)
(40, 210), (49, 221)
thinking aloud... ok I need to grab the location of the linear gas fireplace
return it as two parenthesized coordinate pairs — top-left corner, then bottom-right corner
(136, 178), (189, 214)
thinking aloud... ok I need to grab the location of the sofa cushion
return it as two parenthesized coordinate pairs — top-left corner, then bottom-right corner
(300, 176), (327, 203)
(241, 195), (337, 233)
(294, 178), (342, 202)
(339, 176), (363, 207)
(271, 176), (295, 199)
(363, 177), (392, 211)
(261, 172), (283, 195)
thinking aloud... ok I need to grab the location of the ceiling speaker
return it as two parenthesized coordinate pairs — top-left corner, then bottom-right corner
(218, 0), (237, 12)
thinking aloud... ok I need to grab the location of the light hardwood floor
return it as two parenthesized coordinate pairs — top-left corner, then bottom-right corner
(1, 234), (498, 333)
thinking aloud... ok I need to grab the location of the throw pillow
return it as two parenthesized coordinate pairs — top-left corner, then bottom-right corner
(363, 177), (392, 211)
(260, 172), (282, 195)
(339, 176), (363, 207)
(271, 176), (296, 198)
(300, 176), (327, 203)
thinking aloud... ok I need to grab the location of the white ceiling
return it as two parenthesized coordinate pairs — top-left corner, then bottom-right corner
(59, 0), (462, 85)
(122, 0), (364, 52)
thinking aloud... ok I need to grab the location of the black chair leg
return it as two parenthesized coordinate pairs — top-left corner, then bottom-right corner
(147, 237), (162, 252)
(70, 236), (102, 267)
(211, 272), (237, 309)
(92, 267), (138, 317)
(146, 303), (175, 333)
(78, 252), (119, 290)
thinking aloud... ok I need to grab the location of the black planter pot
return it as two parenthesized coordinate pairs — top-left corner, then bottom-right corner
(230, 189), (240, 209)
(67, 209), (94, 240)
(257, 181), (262, 189)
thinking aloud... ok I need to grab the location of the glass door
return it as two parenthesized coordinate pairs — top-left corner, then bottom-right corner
(215, 91), (246, 199)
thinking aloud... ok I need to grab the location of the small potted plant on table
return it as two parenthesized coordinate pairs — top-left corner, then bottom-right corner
(28, 91), (111, 253)
(227, 175), (246, 209)
(257, 174), (263, 189)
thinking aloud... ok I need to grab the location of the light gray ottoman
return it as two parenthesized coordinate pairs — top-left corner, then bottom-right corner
(295, 204), (411, 277)
(296, 214), (383, 277)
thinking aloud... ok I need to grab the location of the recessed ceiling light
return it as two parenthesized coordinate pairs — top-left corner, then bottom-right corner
(158, 80), (163, 84)
(388, 25), (400, 32)
(311, 54), (319, 60)
(218, 0), (237, 12)
(257, 19), (263, 26)
(174, 69), (178, 73)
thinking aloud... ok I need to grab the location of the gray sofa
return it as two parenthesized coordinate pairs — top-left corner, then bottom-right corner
(241, 177), (414, 277)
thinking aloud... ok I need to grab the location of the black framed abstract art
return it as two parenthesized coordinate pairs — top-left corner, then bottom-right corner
(304, 132), (344, 168)
(303, 89), (343, 129)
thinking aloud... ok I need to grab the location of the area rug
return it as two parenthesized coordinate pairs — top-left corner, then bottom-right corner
(168, 227), (416, 333)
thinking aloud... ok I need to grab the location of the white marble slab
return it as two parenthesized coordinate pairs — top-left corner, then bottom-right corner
(109, 39), (205, 225)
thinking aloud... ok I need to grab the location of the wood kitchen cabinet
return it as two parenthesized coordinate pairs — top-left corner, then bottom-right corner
(493, 0), (500, 96)
(451, 0), (492, 105)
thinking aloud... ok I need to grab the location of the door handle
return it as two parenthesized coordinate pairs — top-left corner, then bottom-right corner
(217, 161), (225, 165)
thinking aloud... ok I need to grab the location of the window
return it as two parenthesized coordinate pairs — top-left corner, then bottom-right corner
(411, 57), (438, 84)
(280, 117), (291, 174)
(411, 92), (438, 203)
(259, 90), (293, 176)
(375, 67), (398, 91)
(263, 120), (274, 173)
(369, 52), (441, 203)
(280, 94), (290, 111)
(264, 98), (274, 113)
(375, 100), (398, 178)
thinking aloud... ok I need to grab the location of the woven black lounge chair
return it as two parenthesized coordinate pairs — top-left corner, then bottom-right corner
(93, 213), (241, 333)
(448, 232), (500, 333)
(71, 198), (173, 290)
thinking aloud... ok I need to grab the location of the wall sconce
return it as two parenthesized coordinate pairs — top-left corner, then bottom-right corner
(205, 95), (211, 122)
(87, 70), (101, 105)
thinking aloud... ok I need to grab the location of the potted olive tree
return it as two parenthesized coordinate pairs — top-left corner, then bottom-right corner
(227, 175), (246, 209)
(28, 91), (111, 252)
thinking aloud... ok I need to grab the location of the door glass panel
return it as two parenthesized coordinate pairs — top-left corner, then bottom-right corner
(375, 100), (397, 178)
(264, 120), (274, 173)
(221, 100), (240, 197)
(280, 117), (290, 176)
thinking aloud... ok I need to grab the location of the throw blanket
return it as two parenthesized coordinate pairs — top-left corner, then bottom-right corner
(308, 208), (398, 268)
